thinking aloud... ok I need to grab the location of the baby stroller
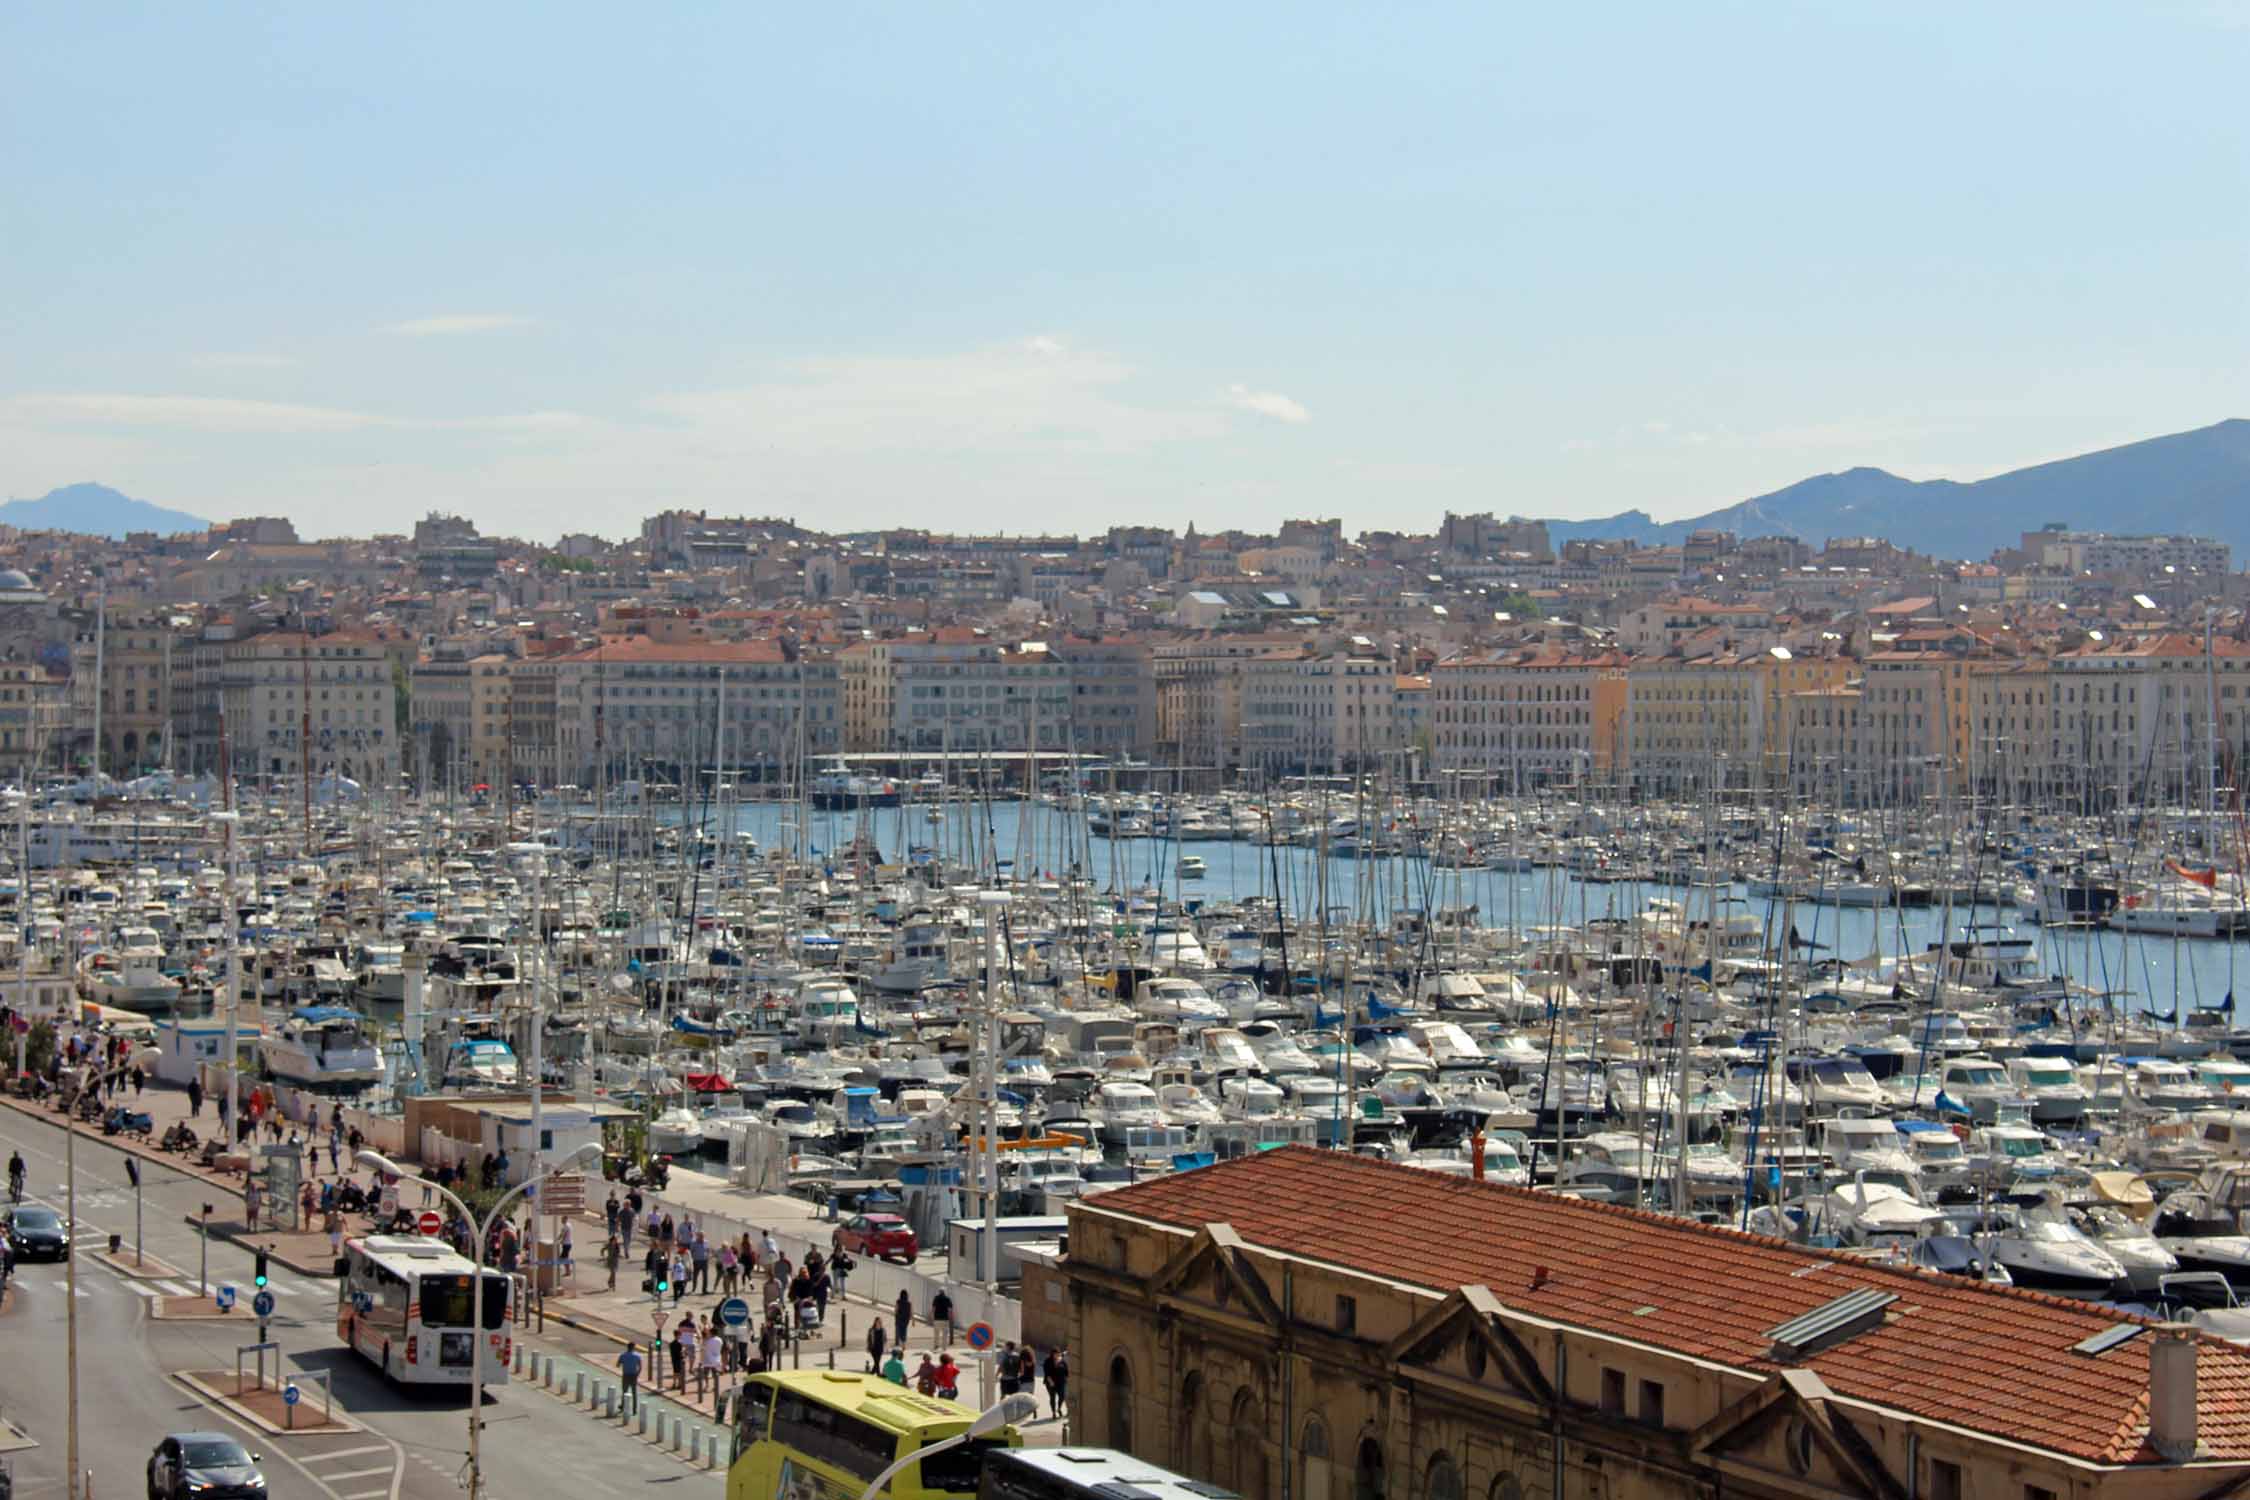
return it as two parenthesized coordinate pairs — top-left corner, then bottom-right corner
(791, 1296), (824, 1342)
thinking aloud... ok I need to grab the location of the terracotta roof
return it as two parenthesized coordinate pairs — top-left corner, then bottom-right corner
(1081, 1147), (2250, 1465)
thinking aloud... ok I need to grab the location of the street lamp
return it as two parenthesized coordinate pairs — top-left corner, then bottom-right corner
(854, 1393), (1035, 1500)
(357, 1142), (601, 1500)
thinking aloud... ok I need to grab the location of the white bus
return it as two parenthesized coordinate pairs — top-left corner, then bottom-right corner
(335, 1234), (514, 1385)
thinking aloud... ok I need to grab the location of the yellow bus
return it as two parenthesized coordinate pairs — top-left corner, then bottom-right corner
(727, 1370), (1023, 1500)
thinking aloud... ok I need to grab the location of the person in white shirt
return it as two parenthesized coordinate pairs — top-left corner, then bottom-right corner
(699, 1324), (724, 1401)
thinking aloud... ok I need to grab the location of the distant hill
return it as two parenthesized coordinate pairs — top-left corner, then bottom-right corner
(0, 483), (209, 539)
(1543, 418), (2250, 559)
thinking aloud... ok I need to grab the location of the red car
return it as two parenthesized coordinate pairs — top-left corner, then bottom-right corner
(833, 1212), (918, 1264)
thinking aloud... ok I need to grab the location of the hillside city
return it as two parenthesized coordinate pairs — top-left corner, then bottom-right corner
(0, 505), (2240, 805)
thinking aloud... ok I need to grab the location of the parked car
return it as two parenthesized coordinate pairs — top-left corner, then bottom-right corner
(833, 1211), (919, 1264)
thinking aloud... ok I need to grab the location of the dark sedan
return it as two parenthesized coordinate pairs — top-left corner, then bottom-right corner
(148, 1434), (266, 1500)
(3, 1205), (69, 1262)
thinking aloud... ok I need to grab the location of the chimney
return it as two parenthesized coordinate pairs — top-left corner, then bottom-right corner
(2150, 1325), (2199, 1462)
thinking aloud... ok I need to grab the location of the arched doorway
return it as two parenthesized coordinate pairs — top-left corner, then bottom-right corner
(1426, 1452), (1463, 1500)
(1354, 1436), (1385, 1500)
(1106, 1354), (1133, 1452)
(1301, 1417), (1332, 1500)
(1177, 1371), (1206, 1477)
(1228, 1389), (1266, 1496)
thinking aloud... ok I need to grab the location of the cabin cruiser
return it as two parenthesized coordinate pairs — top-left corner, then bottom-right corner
(2054, 1201), (2178, 1294)
(1817, 1116), (1919, 1185)
(2154, 1190), (2250, 1288)
(1966, 1207), (2126, 1295)
(2005, 1055), (2091, 1125)
(443, 1036), (521, 1088)
(648, 1106), (706, 1156)
(2126, 1058), (2218, 1114)
(1934, 1056), (2028, 1123)
(1894, 1120), (1974, 1197)
(1797, 1056), (1887, 1113)
(1157, 1081), (1225, 1128)
(258, 1005), (383, 1089)
(1090, 1080), (1163, 1132)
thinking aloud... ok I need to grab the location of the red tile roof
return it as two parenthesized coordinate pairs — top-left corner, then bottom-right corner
(1081, 1147), (2250, 1465)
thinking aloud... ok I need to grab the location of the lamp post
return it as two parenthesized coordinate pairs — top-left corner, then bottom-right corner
(358, 1143), (601, 1500)
(854, 1394), (1034, 1500)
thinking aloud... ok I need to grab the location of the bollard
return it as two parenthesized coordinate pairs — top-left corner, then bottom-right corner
(637, 1404), (649, 1436)
(671, 1418), (683, 1453)
(575, 1372), (586, 1404)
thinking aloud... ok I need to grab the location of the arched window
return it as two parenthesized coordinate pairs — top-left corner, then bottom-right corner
(1178, 1371), (1206, 1477)
(1229, 1389), (1267, 1496)
(1301, 1417), (1332, 1500)
(1107, 1354), (1133, 1453)
(1354, 1437), (1385, 1500)
(1426, 1452), (1463, 1500)
(1489, 1475), (1523, 1500)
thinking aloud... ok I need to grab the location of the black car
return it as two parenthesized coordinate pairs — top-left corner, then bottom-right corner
(148, 1435), (265, 1500)
(3, 1205), (68, 1262)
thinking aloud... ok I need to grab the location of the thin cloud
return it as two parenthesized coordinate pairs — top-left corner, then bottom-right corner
(1223, 384), (1310, 424)
(0, 392), (582, 436)
(383, 313), (534, 337)
(192, 352), (298, 371)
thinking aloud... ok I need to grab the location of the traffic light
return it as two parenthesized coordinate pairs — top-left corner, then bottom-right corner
(653, 1266), (669, 1297)
(254, 1250), (270, 1288)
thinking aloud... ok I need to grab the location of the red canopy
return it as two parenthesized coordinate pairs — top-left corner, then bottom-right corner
(684, 1072), (732, 1092)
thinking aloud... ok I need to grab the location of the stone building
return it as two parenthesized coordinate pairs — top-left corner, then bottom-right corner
(1065, 1146), (2250, 1500)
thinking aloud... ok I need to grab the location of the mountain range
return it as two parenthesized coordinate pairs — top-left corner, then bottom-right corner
(0, 483), (209, 538)
(1540, 418), (2250, 560)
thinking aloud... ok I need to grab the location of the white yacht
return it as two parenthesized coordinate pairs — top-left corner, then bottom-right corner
(258, 1005), (383, 1089)
(647, 1106), (707, 1156)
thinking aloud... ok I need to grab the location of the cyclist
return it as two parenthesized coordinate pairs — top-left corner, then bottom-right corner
(6, 1150), (23, 1202)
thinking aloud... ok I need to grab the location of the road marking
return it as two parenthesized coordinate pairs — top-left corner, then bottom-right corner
(304, 1446), (389, 1462)
(155, 1279), (189, 1295)
(338, 1490), (390, 1499)
(318, 1467), (394, 1482)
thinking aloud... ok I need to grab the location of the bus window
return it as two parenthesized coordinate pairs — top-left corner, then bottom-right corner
(915, 1436), (1007, 1494)
(481, 1275), (509, 1330)
(772, 1390), (897, 1484)
(735, 1381), (774, 1445)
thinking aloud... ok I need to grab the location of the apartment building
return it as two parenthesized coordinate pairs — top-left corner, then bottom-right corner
(1153, 633), (1306, 769)
(0, 663), (66, 778)
(221, 629), (402, 790)
(1430, 646), (1630, 787)
(1049, 636), (1156, 760)
(1239, 647), (1397, 776)
(538, 634), (840, 785)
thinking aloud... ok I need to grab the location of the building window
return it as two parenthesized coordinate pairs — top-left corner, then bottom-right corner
(1300, 1418), (1330, 1500)
(1638, 1378), (1665, 1426)
(1929, 1459), (1963, 1500)
(1353, 1438), (1384, 1500)
(2025, 1487), (2057, 1500)
(1600, 1367), (1625, 1414)
(1425, 1452), (1462, 1500)
(1334, 1294), (1356, 1334)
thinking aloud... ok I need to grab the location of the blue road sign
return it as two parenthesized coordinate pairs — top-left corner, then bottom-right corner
(964, 1321), (995, 1352)
(253, 1290), (276, 1319)
(282, 1384), (300, 1407)
(216, 1284), (236, 1311)
(717, 1296), (751, 1327)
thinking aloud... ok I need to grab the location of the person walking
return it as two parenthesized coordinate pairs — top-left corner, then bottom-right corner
(603, 1233), (621, 1291)
(718, 1241), (738, 1296)
(604, 1191), (620, 1240)
(670, 1317), (691, 1390)
(700, 1320), (724, 1402)
(617, 1206), (634, 1257)
(616, 1343), (643, 1415)
(557, 1220), (574, 1280)
(893, 1289), (912, 1351)
(828, 1247), (854, 1300)
(690, 1229), (711, 1293)
(866, 1316), (887, 1373)
(1042, 1348), (1068, 1420)
(930, 1288), (954, 1343)
(997, 1340), (1023, 1398)
(186, 1076), (203, 1117)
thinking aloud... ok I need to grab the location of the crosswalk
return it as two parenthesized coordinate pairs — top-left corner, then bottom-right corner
(295, 1440), (402, 1500)
(138, 1273), (327, 1300)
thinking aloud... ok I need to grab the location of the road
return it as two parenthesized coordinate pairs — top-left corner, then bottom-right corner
(0, 1105), (726, 1500)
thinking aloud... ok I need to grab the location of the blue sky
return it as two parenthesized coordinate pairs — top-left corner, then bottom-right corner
(3, 3), (2245, 540)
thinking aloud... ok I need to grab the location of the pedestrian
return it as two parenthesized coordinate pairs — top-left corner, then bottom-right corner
(187, 1077), (203, 1117)
(998, 1340), (1023, 1398)
(326, 1136), (339, 1174)
(672, 1248), (691, 1304)
(881, 1349), (906, 1385)
(893, 1289), (912, 1351)
(299, 1180), (316, 1225)
(718, 1241), (738, 1296)
(604, 1192), (620, 1239)
(326, 1209), (344, 1262)
(603, 1233), (621, 1291)
(644, 1243), (663, 1291)
(659, 1212), (675, 1254)
(670, 1319), (690, 1389)
(761, 1266), (783, 1324)
(809, 1262), (831, 1320)
(761, 1228), (777, 1264)
(131, 1065), (144, 1097)
(557, 1221), (574, 1279)
(691, 1229), (711, 1293)
(931, 1288), (954, 1342)
(618, 1208), (634, 1257)
(913, 1354), (938, 1397)
(244, 1178), (262, 1230)
(828, 1247), (853, 1299)
(866, 1317), (887, 1374)
(1042, 1347), (1068, 1419)
(934, 1351), (961, 1401)
(700, 1321), (723, 1401)
(616, 1343), (643, 1414)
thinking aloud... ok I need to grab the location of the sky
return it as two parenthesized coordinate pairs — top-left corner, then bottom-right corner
(3, 3), (2247, 542)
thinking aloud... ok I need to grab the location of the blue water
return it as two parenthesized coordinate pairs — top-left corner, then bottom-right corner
(678, 800), (2249, 1020)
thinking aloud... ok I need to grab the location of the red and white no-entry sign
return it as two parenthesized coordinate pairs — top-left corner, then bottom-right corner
(418, 1210), (443, 1236)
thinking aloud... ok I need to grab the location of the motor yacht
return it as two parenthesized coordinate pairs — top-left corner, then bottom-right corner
(258, 1005), (383, 1090)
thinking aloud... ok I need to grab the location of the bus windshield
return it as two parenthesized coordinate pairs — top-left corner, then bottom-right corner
(731, 1371), (1018, 1499)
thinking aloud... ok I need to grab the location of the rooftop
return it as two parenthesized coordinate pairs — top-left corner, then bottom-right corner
(1079, 1146), (2250, 1466)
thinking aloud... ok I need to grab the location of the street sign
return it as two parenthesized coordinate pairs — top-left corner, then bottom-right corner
(216, 1284), (236, 1311)
(282, 1383), (300, 1407)
(417, 1210), (443, 1236)
(964, 1321), (995, 1352)
(717, 1296), (751, 1328)
(252, 1290), (276, 1319)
